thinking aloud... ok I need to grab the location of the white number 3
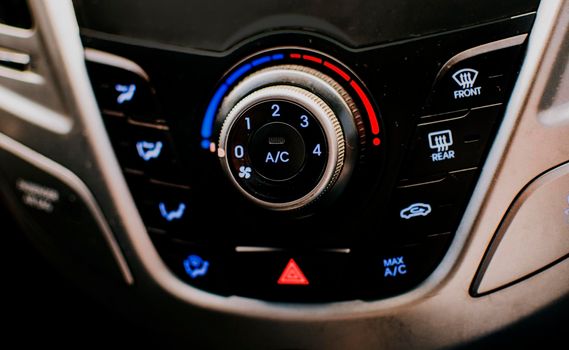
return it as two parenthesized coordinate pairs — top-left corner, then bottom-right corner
(300, 115), (309, 128)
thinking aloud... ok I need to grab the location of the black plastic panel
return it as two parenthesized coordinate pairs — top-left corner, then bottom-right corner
(73, 0), (538, 52)
(0, 147), (126, 285)
(0, 0), (32, 29)
(83, 14), (533, 302)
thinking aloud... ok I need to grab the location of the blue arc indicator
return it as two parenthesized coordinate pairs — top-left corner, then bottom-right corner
(225, 63), (252, 85)
(200, 53), (284, 149)
(251, 56), (270, 66)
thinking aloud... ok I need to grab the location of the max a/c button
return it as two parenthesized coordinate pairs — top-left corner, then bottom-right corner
(357, 235), (451, 299)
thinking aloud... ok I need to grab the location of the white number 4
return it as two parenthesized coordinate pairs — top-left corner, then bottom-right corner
(312, 144), (321, 156)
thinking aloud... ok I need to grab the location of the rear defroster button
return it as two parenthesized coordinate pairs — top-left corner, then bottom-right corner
(402, 104), (502, 181)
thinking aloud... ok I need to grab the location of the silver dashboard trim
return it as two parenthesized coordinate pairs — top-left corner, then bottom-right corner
(84, 48), (150, 81)
(0, 47), (31, 67)
(0, 84), (71, 134)
(235, 247), (284, 253)
(472, 161), (569, 295)
(540, 101), (569, 126)
(435, 34), (527, 83)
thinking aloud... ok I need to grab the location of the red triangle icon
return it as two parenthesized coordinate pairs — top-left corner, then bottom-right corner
(277, 259), (309, 285)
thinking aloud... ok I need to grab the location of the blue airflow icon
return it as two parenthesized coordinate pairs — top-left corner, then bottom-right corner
(159, 202), (186, 222)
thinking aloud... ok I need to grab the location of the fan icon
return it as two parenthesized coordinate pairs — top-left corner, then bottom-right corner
(238, 166), (252, 179)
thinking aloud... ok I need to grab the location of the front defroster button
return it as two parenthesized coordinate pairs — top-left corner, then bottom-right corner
(426, 37), (526, 113)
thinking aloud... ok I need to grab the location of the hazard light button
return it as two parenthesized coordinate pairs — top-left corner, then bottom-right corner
(230, 251), (354, 302)
(277, 258), (309, 285)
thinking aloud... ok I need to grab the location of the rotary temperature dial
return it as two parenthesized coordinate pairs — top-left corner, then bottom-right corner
(218, 65), (360, 211)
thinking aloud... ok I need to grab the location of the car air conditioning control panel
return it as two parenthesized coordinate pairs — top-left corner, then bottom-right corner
(83, 14), (533, 302)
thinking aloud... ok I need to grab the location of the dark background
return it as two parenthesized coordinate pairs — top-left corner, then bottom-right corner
(73, 0), (539, 52)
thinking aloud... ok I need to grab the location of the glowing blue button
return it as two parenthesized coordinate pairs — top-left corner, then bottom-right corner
(183, 254), (210, 279)
(383, 256), (407, 278)
(159, 202), (186, 222)
(136, 141), (163, 161)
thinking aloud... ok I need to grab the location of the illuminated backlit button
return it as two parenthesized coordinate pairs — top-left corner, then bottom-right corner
(128, 178), (191, 235)
(401, 104), (501, 181)
(85, 60), (160, 121)
(114, 122), (182, 183)
(390, 169), (477, 241)
(230, 251), (354, 301)
(426, 41), (526, 114)
(153, 238), (231, 295)
(357, 235), (451, 299)
(277, 258), (309, 285)
(183, 254), (210, 279)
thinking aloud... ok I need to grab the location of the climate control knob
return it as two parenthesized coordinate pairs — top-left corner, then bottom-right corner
(217, 65), (359, 211)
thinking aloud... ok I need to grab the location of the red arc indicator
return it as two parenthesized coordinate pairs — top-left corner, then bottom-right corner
(290, 52), (381, 146)
(277, 259), (309, 285)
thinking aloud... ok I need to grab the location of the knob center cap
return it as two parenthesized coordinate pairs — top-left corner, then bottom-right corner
(250, 121), (306, 181)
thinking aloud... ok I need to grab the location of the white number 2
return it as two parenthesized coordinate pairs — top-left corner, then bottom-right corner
(271, 104), (280, 117)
